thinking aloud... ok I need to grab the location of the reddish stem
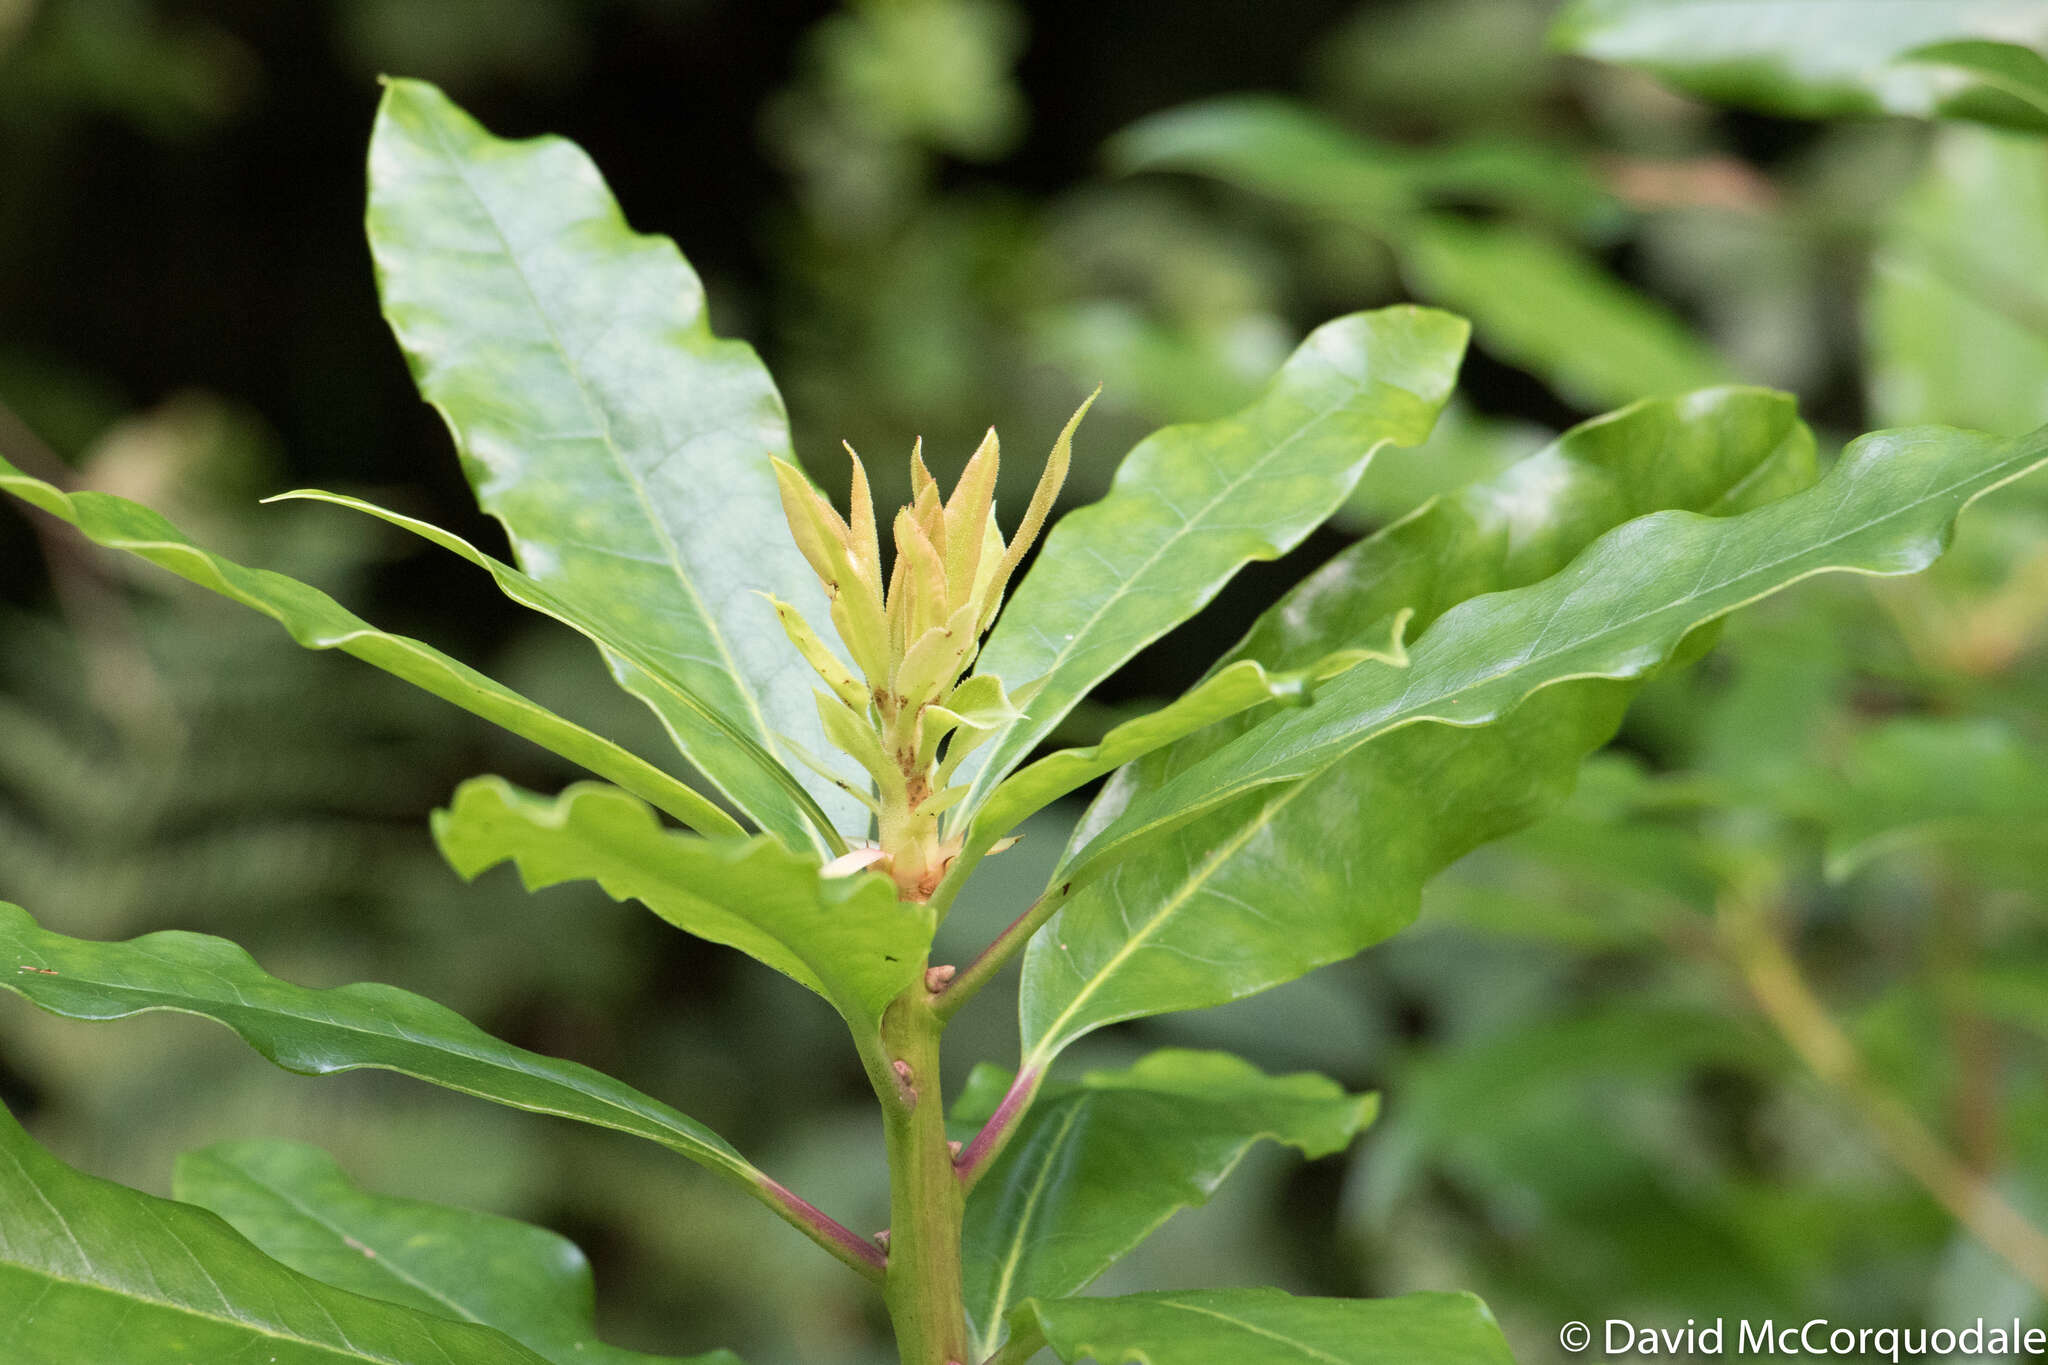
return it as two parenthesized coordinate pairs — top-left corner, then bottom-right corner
(952, 1067), (1041, 1189)
(757, 1175), (888, 1282)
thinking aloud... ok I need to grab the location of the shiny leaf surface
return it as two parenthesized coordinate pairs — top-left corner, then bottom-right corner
(959, 307), (1468, 813)
(1074, 422), (2048, 908)
(433, 777), (931, 1033)
(0, 1102), (551, 1365)
(1012, 1288), (1516, 1365)
(0, 902), (764, 1194)
(1550, 0), (2048, 130)
(175, 1141), (739, 1365)
(956, 1051), (1376, 1358)
(939, 643), (1401, 909)
(0, 453), (740, 838)
(1021, 389), (1824, 1066)
(368, 78), (853, 846)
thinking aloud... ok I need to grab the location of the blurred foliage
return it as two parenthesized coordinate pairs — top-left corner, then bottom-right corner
(1, 1), (2046, 1363)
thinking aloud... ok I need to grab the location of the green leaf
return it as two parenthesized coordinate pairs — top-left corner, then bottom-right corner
(0, 1102), (552, 1365)
(432, 777), (931, 1034)
(0, 901), (769, 1199)
(1072, 420), (2048, 896)
(1903, 40), (2048, 122)
(1549, 0), (2048, 131)
(956, 1051), (1376, 1358)
(174, 1141), (738, 1365)
(367, 77), (855, 846)
(1018, 388), (1825, 1068)
(1011, 1288), (1516, 1365)
(958, 307), (1468, 815)
(1400, 218), (1731, 412)
(270, 488), (841, 853)
(937, 645), (1399, 909)
(1867, 124), (2048, 436)
(0, 453), (741, 839)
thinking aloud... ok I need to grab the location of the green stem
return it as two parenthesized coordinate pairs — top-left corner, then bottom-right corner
(880, 986), (971, 1365)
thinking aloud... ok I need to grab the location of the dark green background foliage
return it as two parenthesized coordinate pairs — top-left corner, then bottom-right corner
(3, 2), (2046, 1362)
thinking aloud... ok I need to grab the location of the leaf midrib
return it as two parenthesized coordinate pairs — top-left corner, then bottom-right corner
(972, 387), (1376, 804)
(0, 1142), (460, 1365)
(214, 1163), (483, 1325)
(1107, 435), (2037, 863)
(1029, 434), (2043, 1064)
(1146, 1297), (1349, 1364)
(411, 112), (780, 771)
(1, 962), (744, 1172)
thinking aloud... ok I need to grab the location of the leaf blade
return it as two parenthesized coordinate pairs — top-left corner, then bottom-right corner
(0, 1102), (554, 1365)
(1013, 1288), (1517, 1365)
(174, 1141), (738, 1365)
(1020, 389), (1826, 1065)
(1074, 421), (2048, 917)
(0, 901), (764, 1196)
(959, 306), (1468, 813)
(432, 778), (931, 1034)
(1549, 0), (2048, 131)
(0, 455), (741, 838)
(367, 77), (854, 844)
(957, 1050), (1377, 1358)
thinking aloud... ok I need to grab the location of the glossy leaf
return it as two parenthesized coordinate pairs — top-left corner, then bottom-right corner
(937, 642), (1402, 910)
(0, 901), (766, 1196)
(1011, 1288), (1516, 1365)
(1073, 421), (2048, 901)
(1867, 125), (2048, 436)
(175, 1141), (739, 1365)
(368, 78), (855, 845)
(432, 777), (931, 1033)
(1020, 389), (1824, 1067)
(956, 1050), (1376, 1358)
(0, 1102), (552, 1365)
(1400, 218), (1731, 411)
(270, 488), (840, 852)
(1550, 0), (2048, 131)
(958, 307), (1468, 814)
(0, 453), (741, 838)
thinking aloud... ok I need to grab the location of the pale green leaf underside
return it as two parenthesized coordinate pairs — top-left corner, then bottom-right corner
(957, 306), (1468, 815)
(1013, 1288), (1516, 1365)
(0, 454), (739, 838)
(1549, 0), (2048, 131)
(958, 1050), (1377, 1358)
(0, 902), (762, 1194)
(432, 778), (930, 1033)
(175, 1141), (738, 1365)
(0, 1103), (551, 1365)
(368, 78), (855, 846)
(1074, 421), (2048, 908)
(1018, 389), (1824, 1066)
